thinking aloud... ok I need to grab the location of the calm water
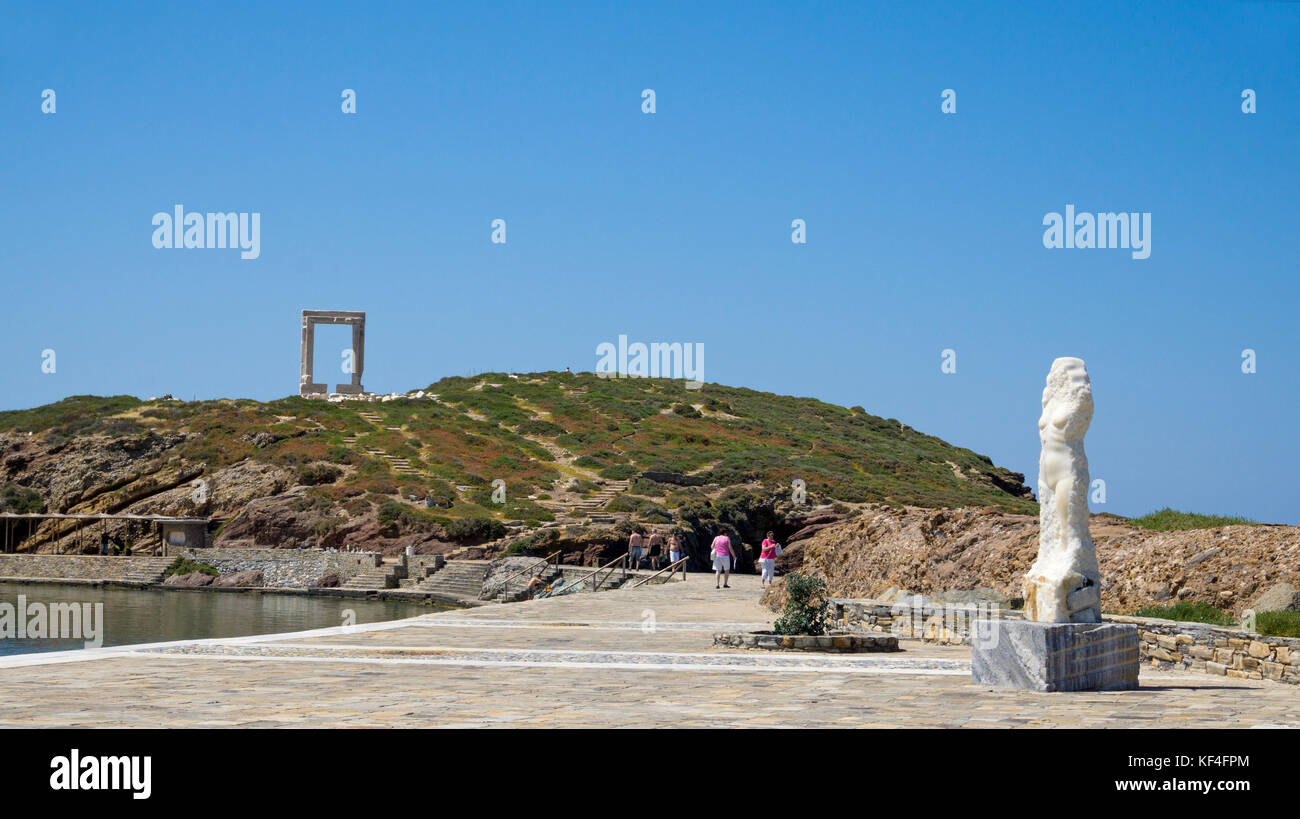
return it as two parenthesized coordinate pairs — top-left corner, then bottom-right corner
(0, 582), (441, 657)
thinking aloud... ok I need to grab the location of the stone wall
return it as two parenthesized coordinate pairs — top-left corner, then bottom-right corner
(181, 548), (381, 588)
(827, 598), (1013, 645)
(826, 597), (1300, 686)
(1108, 614), (1300, 684)
(406, 554), (445, 576)
(0, 554), (165, 581)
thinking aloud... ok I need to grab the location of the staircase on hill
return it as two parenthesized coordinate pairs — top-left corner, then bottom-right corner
(536, 479), (629, 522)
(417, 560), (490, 599)
(344, 415), (420, 476)
(118, 557), (177, 585)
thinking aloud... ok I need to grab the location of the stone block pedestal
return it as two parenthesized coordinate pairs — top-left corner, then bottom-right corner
(971, 620), (1139, 692)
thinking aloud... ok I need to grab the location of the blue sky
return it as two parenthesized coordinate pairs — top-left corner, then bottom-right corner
(2, 1), (1297, 522)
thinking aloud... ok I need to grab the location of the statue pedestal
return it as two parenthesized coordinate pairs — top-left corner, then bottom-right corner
(971, 620), (1139, 692)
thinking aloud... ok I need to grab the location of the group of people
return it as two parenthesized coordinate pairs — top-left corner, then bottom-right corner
(627, 528), (782, 590)
(98, 534), (129, 556)
(517, 528), (785, 600)
(626, 528), (683, 571)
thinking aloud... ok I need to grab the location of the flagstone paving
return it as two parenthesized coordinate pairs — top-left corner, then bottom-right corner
(0, 574), (1296, 728)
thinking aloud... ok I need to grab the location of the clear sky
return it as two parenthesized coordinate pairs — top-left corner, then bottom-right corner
(2, 2), (1297, 522)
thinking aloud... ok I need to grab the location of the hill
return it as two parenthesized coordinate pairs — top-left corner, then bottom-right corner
(0, 372), (1035, 562)
(763, 505), (1300, 618)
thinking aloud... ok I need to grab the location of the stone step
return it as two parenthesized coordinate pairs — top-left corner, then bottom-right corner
(340, 568), (398, 590)
(416, 561), (489, 597)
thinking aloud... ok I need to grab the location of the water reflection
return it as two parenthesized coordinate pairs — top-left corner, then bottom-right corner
(0, 582), (442, 656)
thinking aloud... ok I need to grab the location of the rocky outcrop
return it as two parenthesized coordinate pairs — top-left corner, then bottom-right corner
(482, 556), (553, 601)
(0, 429), (298, 554)
(211, 570), (264, 587)
(163, 571), (215, 587)
(1251, 582), (1300, 613)
(765, 505), (1300, 617)
(214, 492), (457, 556)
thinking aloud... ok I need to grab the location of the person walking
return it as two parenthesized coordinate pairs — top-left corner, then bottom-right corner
(710, 531), (736, 589)
(525, 574), (546, 599)
(667, 532), (682, 567)
(646, 529), (664, 570)
(628, 529), (644, 570)
(759, 531), (780, 588)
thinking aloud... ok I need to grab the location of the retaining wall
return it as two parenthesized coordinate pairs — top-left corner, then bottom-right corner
(827, 597), (1300, 686)
(181, 548), (381, 588)
(0, 554), (165, 582)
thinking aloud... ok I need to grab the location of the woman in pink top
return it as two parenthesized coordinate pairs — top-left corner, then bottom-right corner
(759, 531), (779, 588)
(710, 532), (736, 589)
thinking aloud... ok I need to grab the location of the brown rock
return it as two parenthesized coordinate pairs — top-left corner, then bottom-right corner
(211, 570), (264, 588)
(1147, 647), (1178, 663)
(1250, 582), (1300, 613)
(163, 571), (214, 587)
(760, 503), (1300, 616)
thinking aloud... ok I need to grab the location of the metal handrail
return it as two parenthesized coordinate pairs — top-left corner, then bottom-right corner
(495, 550), (563, 593)
(628, 556), (688, 589)
(573, 552), (628, 592)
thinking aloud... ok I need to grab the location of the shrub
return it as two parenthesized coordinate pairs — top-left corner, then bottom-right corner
(773, 573), (829, 636)
(296, 463), (342, 486)
(516, 420), (566, 437)
(343, 497), (371, 516)
(599, 464), (637, 480)
(0, 483), (45, 514)
(671, 403), (701, 418)
(164, 557), (219, 578)
(445, 516), (507, 542)
(376, 501), (445, 532)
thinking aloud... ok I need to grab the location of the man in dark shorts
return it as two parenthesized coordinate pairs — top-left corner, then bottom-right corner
(646, 530), (664, 570)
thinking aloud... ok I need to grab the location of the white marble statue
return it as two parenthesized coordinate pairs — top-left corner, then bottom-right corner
(1024, 357), (1101, 623)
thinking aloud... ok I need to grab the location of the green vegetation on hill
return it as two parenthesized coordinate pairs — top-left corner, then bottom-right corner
(164, 557), (218, 578)
(1254, 611), (1300, 638)
(1133, 601), (1237, 627)
(0, 372), (1037, 524)
(1133, 601), (1300, 638)
(1130, 508), (1257, 531)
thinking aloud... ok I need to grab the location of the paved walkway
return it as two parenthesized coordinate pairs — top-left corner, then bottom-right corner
(0, 575), (1296, 728)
